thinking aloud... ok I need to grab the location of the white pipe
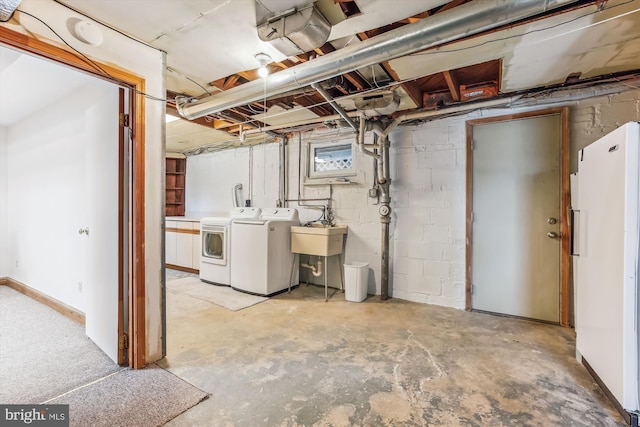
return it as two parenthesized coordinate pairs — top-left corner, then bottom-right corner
(357, 112), (380, 160)
(380, 96), (521, 139)
(301, 259), (323, 277)
(232, 183), (243, 208)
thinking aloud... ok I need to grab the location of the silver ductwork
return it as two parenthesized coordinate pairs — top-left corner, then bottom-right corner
(177, 0), (579, 120)
(0, 0), (21, 21)
(257, 5), (331, 57)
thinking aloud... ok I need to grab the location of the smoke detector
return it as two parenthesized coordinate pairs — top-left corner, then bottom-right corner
(354, 92), (401, 117)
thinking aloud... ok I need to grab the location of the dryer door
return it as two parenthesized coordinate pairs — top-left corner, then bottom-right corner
(202, 225), (227, 265)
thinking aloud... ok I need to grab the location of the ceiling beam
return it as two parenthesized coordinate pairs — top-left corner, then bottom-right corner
(314, 43), (370, 91)
(436, 0), (471, 14)
(443, 70), (461, 102)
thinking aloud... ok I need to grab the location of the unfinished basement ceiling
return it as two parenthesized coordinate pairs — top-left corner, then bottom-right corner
(41, 0), (640, 152)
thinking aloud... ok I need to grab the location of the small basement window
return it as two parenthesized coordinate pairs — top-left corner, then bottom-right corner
(308, 141), (355, 179)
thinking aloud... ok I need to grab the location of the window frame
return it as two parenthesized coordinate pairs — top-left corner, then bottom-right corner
(307, 140), (357, 180)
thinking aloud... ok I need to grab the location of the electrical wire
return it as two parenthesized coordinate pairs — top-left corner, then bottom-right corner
(196, 0), (639, 130)
(17, 0), (638, 121)
(409, 0), (637, 58)
(613, 77), (640, 90)
(16, 9), (167, 102)
(167, 67), (211, 96)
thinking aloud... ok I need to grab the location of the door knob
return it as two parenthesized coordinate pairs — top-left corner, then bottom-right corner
(79, 227), (89, 235)
(547, 231), (558, 239)
(547, 217), (557, 224)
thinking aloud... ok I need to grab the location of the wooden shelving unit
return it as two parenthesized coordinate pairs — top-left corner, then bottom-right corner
(166, 157), (186, 216)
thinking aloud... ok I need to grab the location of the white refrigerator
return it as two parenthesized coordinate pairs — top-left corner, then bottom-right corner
(573, 121), (639, 426)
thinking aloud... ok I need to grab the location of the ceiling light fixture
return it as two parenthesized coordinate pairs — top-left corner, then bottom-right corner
(255, 53), (271, 78)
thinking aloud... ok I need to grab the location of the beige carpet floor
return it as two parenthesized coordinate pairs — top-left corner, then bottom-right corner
(0, 285), (208, 426)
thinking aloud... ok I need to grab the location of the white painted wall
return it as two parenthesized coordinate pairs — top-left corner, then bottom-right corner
(186, 143), (281, 212)
(0, 127), (7, 277)
(185, 89), (640, 310)
(1, 0), (166, 362)
(4, 82), (115, 311)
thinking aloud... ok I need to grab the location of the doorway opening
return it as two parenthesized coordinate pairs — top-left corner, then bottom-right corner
(465, 107), (570, 326)
(0, 26), (147, 367)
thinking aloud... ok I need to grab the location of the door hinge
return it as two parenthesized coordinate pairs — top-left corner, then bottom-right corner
(470, 284), (474, 294)
(119, 333), (129, 350)
(119, 113), (130, 128)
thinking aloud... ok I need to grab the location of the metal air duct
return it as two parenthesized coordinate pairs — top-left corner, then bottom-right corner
(258, 5), (332, 57)
(177, 0), (579, 120)
(0, 0), (21, 22)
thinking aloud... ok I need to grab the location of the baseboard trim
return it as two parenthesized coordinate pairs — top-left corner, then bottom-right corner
(0, 278), (85, 325)
(166, 264), (199, 274)
(582, 356), (634, 426)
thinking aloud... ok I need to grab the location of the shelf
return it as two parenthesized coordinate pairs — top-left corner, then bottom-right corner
(165, 157), (186, 216)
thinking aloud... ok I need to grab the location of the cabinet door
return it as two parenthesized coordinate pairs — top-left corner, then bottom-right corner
(176, 222), (193, 268)
(165, 221), (177, 266)
(192, 227), (201, 270)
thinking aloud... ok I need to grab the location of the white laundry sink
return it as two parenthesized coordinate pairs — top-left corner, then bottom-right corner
(290, 225), (348, 256)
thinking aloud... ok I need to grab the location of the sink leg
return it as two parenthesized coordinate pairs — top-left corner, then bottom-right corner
(324, 255), (328, 302)
(338, 253), (345, 292)
(288, 253), (298, 293)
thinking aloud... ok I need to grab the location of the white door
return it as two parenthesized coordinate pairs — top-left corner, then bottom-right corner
(471, 114), (561, 322)
(84, 83), (122, 363)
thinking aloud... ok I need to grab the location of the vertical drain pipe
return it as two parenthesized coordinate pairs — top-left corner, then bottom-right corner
(313, 86), (392, 300)
(376, 132), (391, 300)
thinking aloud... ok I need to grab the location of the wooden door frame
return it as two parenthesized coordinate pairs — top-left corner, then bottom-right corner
(0, 27), (147, 367)
(465, 107), (570, 326)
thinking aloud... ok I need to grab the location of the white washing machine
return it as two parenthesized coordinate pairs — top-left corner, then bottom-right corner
(230, 208), (299, 296)
(199, 207), (261, 286)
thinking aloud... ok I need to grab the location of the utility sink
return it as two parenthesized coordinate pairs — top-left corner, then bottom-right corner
(291, 225), (348, 256)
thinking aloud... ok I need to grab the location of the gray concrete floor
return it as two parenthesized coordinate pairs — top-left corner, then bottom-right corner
(161, 269), (624, 426)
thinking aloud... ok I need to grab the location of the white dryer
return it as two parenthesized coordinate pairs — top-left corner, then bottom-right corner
(199, 207), (261, 286)
(230, 208), (299, 296)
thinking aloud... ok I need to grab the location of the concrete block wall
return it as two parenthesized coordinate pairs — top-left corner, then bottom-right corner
(388, 120), (469, 308)
(570, 89), (640, 172)
(184, 88), (639, 310)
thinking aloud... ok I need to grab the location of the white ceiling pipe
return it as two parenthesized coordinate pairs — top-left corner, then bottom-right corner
(177, 0), (579, 120)
(379, 96), (521, 139)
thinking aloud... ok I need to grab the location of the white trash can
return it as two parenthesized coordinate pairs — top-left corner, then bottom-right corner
(344, 262), (369, 302)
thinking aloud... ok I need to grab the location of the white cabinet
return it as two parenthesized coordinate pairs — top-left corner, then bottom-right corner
(166, 220), (200, 272)
(176, 222), (193, 267)
(192, 231), (201, 270)
(165, 221), (177, 266)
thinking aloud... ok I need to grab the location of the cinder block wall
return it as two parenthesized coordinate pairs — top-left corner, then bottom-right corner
(185, 89), (640, 309)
